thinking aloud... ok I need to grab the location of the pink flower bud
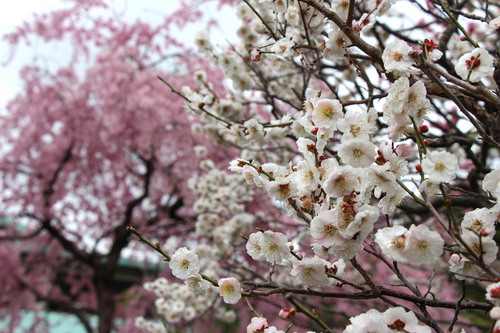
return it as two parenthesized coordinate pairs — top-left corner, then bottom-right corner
(395, 143), (410, 157)
(295, 252), (303, 259)
(418, 124), (428, 133)
(252, 54), (261, 62)
(450, 253), (461, 265)
(279, 308), (296, 320)
(481, 228), (493, 237)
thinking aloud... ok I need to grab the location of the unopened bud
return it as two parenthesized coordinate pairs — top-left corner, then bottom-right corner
(450, 253), (461, 265)
(395, 143), (410, 157)
(252, 54), (261, 62)
(279, 308), (296, 320)
(491, 307), (500, 320)
(418, 124), (429, 133)
(415, 164), (422, 173)
(481, 228), (493, 237)
(310, 126), (319, 135)
(295, 252), (303, 259)
(423, 139), (429, 146)
(445, 198), (452, 206)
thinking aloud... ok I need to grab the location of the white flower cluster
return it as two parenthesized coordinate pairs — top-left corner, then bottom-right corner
(382, 76), (429, 142)
(375, 224), (444, 265)
(137, 275), (237, 331)
(140, 277), (216, 325)
(448, 169), (500, 280)
(344, 307), (431, 333)
(188, 160), (256, 251)
(140, 0), (500, 330)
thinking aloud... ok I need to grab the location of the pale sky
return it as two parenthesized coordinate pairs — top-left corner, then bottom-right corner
(0, 0), (236, 109)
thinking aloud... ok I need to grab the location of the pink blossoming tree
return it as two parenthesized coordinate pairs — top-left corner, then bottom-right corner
(4, 0), (500, 333)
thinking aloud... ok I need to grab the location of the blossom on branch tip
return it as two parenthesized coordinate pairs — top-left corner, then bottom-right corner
(185, 274), (211, 294)
(218, 277), (241, 304)
(483, 168), (500, 198)
(338, 139), (377, 168)
(169, 247), (200, 279)
(382, 40), (415, 75)
(404, 224), (444, 265)
(421, 150), (458, 183)
(455, 48), (493, 82)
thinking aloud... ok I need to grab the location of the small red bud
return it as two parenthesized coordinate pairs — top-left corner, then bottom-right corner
(252, 54), (261, 62)
(279, 308), (296, 320)
(415, 164), (422, 173)
(423, 139), (429, 146)
(481, 228), (493, 237)
(310, 126), (319, 135)
(445, 198), (452, 206)
(418, 124), (429, 133)
(460, 36), (467, 41)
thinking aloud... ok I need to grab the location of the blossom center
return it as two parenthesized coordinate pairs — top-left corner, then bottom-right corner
(490, 286), (500, 299)
(352, 148), (364, 158)
(350, 125), (362, 136)
(417, 240), (429, 251)
(434, 162), (446, 172)
(391, 52), (403, 61)
(324, 223), (338, 236)
(389, 319), (406, 330)
(267, 242), (278, 253)
(180, 258), (190, 268)
(465, 56), (481, 70)
(471, 219), (482, 231)
(393, 235), (406, 249)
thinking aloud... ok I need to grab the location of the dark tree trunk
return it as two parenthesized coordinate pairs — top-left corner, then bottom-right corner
(94, 275), (117, 333)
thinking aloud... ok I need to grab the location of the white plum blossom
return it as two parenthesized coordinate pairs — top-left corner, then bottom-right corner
(375, 225), (409, 263)
(461, 208), (497, 236)
(378, 187), (407, 214)
(337, 109), (377, 142)
(267, 176), (299, 201)
(487, 282), (500, 304)
(383, 307), (431, 333)
(421, 150), (458, 183)
(247, 317), (269, 333)
(483, 168), (500, 198)
(290, 255), (330, 286)
(285, 6), (300, 26)
(246, 232), (265, 261)
(461, 232), (498, 265)
(185, 274), (211, 294)
(323, 165), (360, 198)
(271, 38), (295, 57)
(382, 40), (415, 75)
(311, 98), (343, 131)
(338, 139), (377, 168)
(260, 231), (291, 263)
(310, 209), (345, 247)
(344, 309), (388, 333)
(404, 224), (444, 265)
(169, 247), (200, 279)
(449, 254), (482, 280)
(455, 48), (493, 82)
(324, 29), (348, 60)
(490, 16), (500, 30)
(218, 277), (241, 304)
